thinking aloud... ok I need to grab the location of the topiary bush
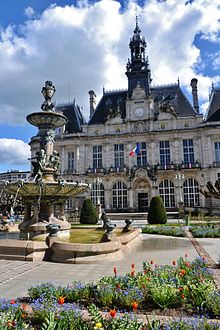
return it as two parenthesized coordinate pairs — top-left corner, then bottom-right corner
(147, 196), (167, 224)
(80, 198), (98, 224)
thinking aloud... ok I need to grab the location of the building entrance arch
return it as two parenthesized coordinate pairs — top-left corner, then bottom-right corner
(133, 178), (151, 212)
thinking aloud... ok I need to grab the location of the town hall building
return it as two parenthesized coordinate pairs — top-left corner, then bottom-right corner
(53, 19), (220, 214)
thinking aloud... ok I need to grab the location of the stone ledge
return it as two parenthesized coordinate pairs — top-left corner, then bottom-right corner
(0, 239), (48, 261)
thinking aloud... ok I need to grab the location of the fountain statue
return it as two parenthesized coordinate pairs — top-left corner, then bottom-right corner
(1, 81), (89, 240)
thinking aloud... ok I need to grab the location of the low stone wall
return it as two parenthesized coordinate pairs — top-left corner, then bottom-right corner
(0, 240), (48, 261)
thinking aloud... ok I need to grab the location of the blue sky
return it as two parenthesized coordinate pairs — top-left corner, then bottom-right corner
(0, 0), (219, 173)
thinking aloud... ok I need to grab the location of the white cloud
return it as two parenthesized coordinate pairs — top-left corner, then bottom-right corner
(0, 0), (219, 129)
(0, 139), (30, 165)
(24, 6), (35, 19)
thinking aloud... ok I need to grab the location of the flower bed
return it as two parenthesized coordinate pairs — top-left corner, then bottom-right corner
(142, 225), (185, 237)
(0, 257), (219, 329)
(189, 226), (220, 238)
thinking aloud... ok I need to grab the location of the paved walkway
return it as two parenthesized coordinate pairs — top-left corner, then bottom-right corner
(0, 234), (219, 299)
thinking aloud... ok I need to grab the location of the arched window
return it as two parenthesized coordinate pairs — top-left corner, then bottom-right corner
(112, 181), (127, 209)
(91, 183), (105, 207)
(159, 179), (175, 208)
(183, 178), (200, 207)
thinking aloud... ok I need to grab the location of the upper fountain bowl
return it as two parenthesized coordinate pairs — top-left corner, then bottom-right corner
(26, 111), (67, 128)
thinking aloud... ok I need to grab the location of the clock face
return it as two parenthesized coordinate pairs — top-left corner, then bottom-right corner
(135, 107), (144, 118)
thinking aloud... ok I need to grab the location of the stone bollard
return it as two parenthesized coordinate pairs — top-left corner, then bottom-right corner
(102, 223), (117, 242)
(46, 223), (60, 248)
(123, 218), (133, 232)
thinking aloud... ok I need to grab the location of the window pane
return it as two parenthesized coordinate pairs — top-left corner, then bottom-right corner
(93, 145), (102, 168)
(159, 179), (175, 208)
(183, 178), (200, 207)
(91, 182), (105, 207)
(159, 141), (170, 165)
(67, 152), (74, 170)
(137, 142), (147, 166)
(114, 144), (124, 167)
(112, 181), (127, 208)
(183, 139), (195, 164)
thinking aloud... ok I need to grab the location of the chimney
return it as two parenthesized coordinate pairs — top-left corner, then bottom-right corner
(88, 90), (96, 117)
(190, 78), (199, 113)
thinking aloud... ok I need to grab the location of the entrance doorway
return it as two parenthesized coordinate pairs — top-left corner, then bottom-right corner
(138, 193), (148, 212)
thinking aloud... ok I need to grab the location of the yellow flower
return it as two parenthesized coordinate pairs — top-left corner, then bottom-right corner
(94, 322), (103, 329)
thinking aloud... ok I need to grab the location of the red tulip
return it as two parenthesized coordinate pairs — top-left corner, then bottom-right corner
(131, 301), (138, 310)
(109, 309), (116, 317)
(58, 296), (65, 305)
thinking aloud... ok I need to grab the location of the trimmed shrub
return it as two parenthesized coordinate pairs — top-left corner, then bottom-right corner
(80, 198), (98, 224)
(147, 196), (167, 224)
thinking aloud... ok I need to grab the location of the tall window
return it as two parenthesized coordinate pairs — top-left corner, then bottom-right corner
(112, 181), (127, 209)
(91, 182), (105, 207)
(159, 179), (175, 208)
(66, 197), (74, 210)
(93, 145), (102, 169)
(114, 144), (124, 167)
(214, 142), (220, 162)
(137, 142), (147, 166)
(159, 141), (170, 165)
(183, 139), (195, 164)
(183, 178), (200, 207)
(67, 152), (74, 171)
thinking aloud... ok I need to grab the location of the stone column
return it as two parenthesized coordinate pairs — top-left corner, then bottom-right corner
(24, 203), (32, 222)
(32, 203), (39, 222)
(59, 202), (66, 221)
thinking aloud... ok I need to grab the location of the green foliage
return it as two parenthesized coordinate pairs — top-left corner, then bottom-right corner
(147, 196), (167, 224)
(80, 199), (98, 224)
(206, 291), (220, 318)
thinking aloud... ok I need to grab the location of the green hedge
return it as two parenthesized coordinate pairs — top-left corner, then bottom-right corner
(147, 196), (167, 224)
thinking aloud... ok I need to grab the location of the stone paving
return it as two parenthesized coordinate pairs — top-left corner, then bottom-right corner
(0, 233), (219, 299)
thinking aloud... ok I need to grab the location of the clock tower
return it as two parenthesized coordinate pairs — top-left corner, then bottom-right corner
(125, 16), (152, 99)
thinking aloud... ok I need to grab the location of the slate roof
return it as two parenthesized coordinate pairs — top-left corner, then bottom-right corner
(204, 88), (220, 122)
(88, 84), (197, 125)
(56, 102), (87, 133)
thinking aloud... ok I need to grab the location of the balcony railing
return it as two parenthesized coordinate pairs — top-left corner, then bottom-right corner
(85, 162), (202, 176)
(63, 169), (77, 175)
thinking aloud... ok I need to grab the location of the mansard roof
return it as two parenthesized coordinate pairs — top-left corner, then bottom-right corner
(88, 90), (127, 125)
(204, 88), (220, 122)
(56, 102), (87, 133)
(88, 84), (197, 125)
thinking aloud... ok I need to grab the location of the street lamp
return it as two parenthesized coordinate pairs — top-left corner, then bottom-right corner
(93, 177), (102, 205)
(175, 172), (185, 203)
(93, 177), (103, 223)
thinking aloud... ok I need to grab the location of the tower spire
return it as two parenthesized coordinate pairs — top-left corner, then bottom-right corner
(125, 17), (151, 98)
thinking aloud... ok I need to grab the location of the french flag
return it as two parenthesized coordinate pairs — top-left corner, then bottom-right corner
(129, 143), (140, 157)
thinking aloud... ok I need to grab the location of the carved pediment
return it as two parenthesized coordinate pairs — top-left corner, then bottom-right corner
(135, 168), (148, 178)
(131, 82), (146, 100)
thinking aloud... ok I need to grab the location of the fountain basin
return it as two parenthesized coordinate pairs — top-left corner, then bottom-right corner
(0, 228), (142, 263)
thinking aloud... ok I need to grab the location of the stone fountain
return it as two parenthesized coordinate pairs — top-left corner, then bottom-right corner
(1, 81), (89, 240)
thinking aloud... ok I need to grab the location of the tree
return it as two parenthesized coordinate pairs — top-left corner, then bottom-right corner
(80, 198), (98, 224)
(148, 196), (167, 224)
